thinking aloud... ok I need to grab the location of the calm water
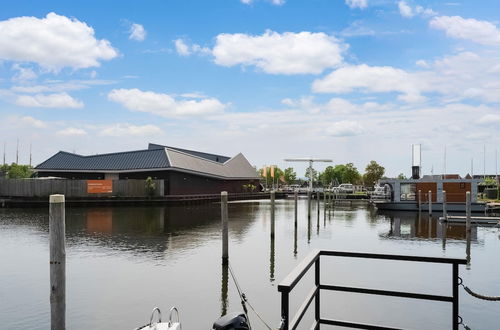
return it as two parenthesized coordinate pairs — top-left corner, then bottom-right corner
(0, 199), (499, 329)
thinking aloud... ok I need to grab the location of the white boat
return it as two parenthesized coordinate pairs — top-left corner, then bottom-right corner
(135, 307), (181, 330)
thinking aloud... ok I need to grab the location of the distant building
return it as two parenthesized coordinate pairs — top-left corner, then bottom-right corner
(35, 143), (260, 195)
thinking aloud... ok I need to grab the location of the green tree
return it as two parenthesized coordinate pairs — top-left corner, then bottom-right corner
(320, 166), (336, 187)
(332, 164), (347, 184)
(304, 168), (318, 182)
(397, 173), (407, 180)
(4, 163), (33, 179)
(145, 176), (156, 197)
(363, 161), (385, 187)
(343, 163), (361, 184)
(283, 167), (297, 184)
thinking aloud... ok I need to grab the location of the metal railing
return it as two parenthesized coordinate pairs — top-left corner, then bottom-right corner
(278, 250), (466, 330)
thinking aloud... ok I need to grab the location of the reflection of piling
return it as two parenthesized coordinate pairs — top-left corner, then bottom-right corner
(271, 190), (275, 238)
(221, 191), (228, 265)
(49, 194), (66, 330)
(442, 191), (447, 220)
(465, 191), (472, 268)
(270, 235), (275, 282)
(317, 192), (320, 230)
(428, 190), (432, 216)
(221, 264), (228, 316)
(294, 190), (298, 256)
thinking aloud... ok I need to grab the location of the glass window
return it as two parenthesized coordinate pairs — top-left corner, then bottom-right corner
(400, 183), (416, 201)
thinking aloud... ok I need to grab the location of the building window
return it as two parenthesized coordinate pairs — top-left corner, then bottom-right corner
(401, 183), (416, 201)
(460, 183), (465, 189)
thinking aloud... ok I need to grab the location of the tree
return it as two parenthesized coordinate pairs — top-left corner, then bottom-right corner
(304, 168), (318, 183)
(332, 164), (347, 184)
(4, 163), (33, 179)
(363, 161), (385, 187)
(283, 167), (296, 184)
(343, 163), (361, 184)
(397, 173), (407, 180)
(319, 166), (336, 187)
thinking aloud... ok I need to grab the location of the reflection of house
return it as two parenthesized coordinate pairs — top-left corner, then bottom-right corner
(35, 143), (260, 195)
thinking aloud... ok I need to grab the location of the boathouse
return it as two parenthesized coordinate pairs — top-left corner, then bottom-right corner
(35, 143), (260, 195)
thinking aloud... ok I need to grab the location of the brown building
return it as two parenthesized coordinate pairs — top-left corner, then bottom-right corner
(35, 143), (260, 195)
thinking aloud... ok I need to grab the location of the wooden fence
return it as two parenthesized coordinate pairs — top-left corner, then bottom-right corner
(0, 179), (164, 198)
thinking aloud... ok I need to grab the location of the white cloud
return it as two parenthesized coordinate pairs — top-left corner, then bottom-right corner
(0, 12), (118, 71)
(129, 23), (146, 41)
(108, 88), (226, 117)
(212, 30), (346, 74)
(10, 79), (115, 94)
(56, 127), (87, 136)
(312, 64), (425, 102)
(430, 16), (500, 46)
(326, 120), (364, 137)
(20, 116), (47, 128)
(175, 39), (191, 56)
(12, 64), (37, 82)
(398, 1), (413, 17)
(15, 93), (84, 108)
(312, 51), (500, 103)
(345, 0), (368, 10)
(477, 114), (500, 125)
(100, 123), (163, 137)
(241, 0), (285, 5)
(398, 1), (436, 18)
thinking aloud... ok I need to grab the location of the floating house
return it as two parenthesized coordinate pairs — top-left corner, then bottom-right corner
(35, 143), (260, 195)
(375, 175), (485, 212)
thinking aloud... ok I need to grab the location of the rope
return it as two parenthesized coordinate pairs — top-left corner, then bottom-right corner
(459, 277), (500, 301)
(228, 263), (273, 330)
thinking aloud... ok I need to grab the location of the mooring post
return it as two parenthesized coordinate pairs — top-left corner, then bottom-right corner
(307, 190), (311, 221)
(271, 190), (276, 238)
(221, 191), (228, 265)
(442, 190), (447, 220)
(294, 189), (298, 225)
(49, 194), (66, 330)
(465, 191), (471, 235)
(428, 190), (432, 216)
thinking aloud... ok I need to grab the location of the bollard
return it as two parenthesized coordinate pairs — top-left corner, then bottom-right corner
(271, 190), (276, 238)
(428, 190), (432, 216)
(442, 191), (447, 220)
(50, 194), (66, 330)
(221, 191), (228, 265)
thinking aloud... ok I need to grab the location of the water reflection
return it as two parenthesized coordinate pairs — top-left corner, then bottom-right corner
(221, 264), (228, 316)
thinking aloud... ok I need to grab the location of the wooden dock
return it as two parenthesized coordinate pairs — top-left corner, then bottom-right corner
(440, 215), (500, 225)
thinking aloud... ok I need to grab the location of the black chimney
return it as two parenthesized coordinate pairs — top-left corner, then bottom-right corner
(412, 166), (420, 179)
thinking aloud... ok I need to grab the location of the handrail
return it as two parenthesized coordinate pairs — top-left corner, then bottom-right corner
(278, 250), (466, 330)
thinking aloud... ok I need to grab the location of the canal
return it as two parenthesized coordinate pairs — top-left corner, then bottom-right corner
(1, 199), (498, 329)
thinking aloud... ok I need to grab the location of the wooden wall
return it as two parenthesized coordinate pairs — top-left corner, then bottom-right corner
(443, 182), (470, 203)
(0, 179), (164, 198)
(416, 182), (437, 202)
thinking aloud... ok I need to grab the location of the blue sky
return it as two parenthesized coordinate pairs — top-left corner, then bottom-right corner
(1, 0), (499, 177)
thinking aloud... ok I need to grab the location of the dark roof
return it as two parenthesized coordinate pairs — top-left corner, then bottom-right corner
(36, 149), (169, 171)
(148, 143), (230, 163)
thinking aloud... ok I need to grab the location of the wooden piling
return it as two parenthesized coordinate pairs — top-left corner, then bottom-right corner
(271, 190), (275, 238)
(442, 190), (447, 220)
(465, 191), (471, 235)
(418, 190), (421, 213)
(428, 190), (432, 216)
(49, 194), (66, 330)
(221, 191), (228, 265)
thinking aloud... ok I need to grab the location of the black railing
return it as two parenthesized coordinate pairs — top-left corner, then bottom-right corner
(278, 250), (466, 330)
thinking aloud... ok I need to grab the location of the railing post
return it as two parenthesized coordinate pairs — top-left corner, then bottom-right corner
(281, 290), (289, 330)
(442, 190), (447, 220)
(315, 256), (320, 328)
(452, 263), (459, 330)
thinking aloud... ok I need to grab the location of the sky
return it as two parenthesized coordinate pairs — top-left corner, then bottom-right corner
(1, 0), (499, 177)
